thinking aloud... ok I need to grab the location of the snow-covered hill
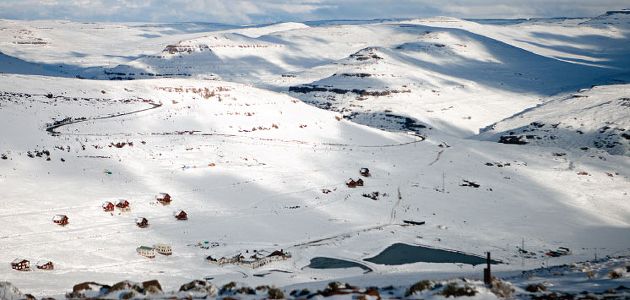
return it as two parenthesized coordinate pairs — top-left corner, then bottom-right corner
(96, 17), (630, 136)
(581, 9), (630, 27)
(0, 11), (629, 297)
(1, 73), (629, 296)
(478, 84), (630, 156)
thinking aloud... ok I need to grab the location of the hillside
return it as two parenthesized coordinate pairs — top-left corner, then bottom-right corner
(95, 17), (630, 137)
(1, 74), (629, 296)
(478, 84), (630, 156)
(0, 11), (629, 297)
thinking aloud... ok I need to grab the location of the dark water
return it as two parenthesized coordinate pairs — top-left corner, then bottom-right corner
(365, 243), (500, 266)
(307, 257), (373, 272)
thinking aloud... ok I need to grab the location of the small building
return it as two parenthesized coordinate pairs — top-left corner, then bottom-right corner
(360, 168), (371, 177)
(137, 246), (155, 258)
(53, 214), (69, 226)
(268, 249), (289, 258)
(36, 260), (54, 270)
(136, 217), (149, 228)
(356, 178), (364, 186)
(116, 199), (130, 211)
(102, 201), (115, 212)
(346, 178), (357, 188)
(154, 243), (172, 256)
(156, 193), (172, 205)
(11, 259), (30, 271)
(174, 210), (188, 221)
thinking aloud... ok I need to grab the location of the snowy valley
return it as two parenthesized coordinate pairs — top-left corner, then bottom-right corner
(0, 9), (629, 299)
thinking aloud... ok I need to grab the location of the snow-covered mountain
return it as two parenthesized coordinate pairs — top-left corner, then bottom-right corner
(0, 10), (629, 297)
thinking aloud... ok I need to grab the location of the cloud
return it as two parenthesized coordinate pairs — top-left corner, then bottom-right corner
(0, 0), (627, 24)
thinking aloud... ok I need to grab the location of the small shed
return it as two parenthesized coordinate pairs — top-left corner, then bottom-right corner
(156, 193), (172, 205)
(360, 168), (371, 177)
(53, 214), (69, 226)
(36, 260), (54, 270)
(154, 243), (172, 256)
(137, 246), (155, 258)
(136, 217), (149, 228)
(102, 201), (115, 212)
(174, 210), (188, 221)
(116, 199), (130, 211)
(346, 178), (357, 188)
(11, 259), (30, 271)
(356, 178), (364, 186)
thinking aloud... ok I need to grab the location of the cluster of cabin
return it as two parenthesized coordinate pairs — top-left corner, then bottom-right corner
(11, 259), (54, 272)
(136, 244), (173, 258)
(206, 249), (291, 269)
(345, 178), (364, 188)
(101, 193), (186, 228)
(133, 211), (186, 229)
(102, 199), (130, 213)
(102, 193), (172, 215)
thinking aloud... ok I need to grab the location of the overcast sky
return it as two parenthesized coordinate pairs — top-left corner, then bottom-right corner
(0, 0), (627, 24)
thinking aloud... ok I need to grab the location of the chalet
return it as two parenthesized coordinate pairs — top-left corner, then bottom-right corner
(216, 254), (244, 265)
(156, 193), (171, 205)
(136, 217), (149, 228)
(102, 201), (115, 212)
(11, 259), (30, 271)
(346, 178), (364, 188)
(346, 178), (357, 188)
(53, 214), (69, 226)
(174, 210), (188, 221)
(136, 246), (155, 258)
(154, 244), (172, 255)
(268, 249), (288, 258)
(116, 199), (130, 211)
(360, 168), (371, 177)
(36, 260), (54, 270)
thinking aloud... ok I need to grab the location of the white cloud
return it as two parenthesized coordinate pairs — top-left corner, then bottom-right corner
(0, 0), (627, 23)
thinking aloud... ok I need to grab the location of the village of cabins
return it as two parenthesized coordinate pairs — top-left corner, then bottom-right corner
(11, 168), (372, 272)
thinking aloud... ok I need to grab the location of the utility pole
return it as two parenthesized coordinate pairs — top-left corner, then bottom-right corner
(484, 252), (492, 285)
(521, 238), (525, 267)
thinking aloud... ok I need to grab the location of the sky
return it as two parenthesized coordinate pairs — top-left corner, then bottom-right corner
(0, 0), (627, 24)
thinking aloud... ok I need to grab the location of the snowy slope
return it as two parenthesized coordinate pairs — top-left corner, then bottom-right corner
(581, 9), (630, 27)
(0, 19), (237, 70)
(1, 74), (629, 296)
(283, 21), (624, 137)
(0, 12), (629, 297)
(478, 84), (630, 156)
(78, 17), (630, 137)
(2, 17), (627, 137)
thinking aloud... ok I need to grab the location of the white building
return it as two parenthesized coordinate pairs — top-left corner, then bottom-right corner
(136, 246), (155, 258)
(154, 243), (172, 255)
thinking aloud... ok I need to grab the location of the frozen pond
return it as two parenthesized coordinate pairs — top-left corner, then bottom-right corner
(365, 243), (500, 266)
(307, 257), (373, 272)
